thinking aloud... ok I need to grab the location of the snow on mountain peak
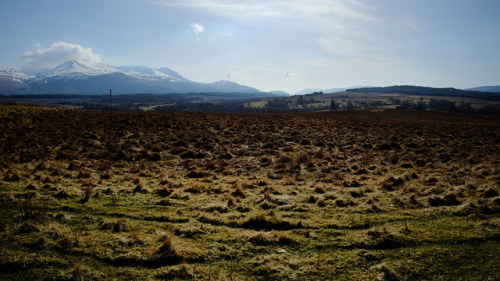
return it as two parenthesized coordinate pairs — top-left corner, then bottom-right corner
(0, 69), (35, 82)
(0, 61), (261, 94)
(41, 59), (123, 78)
(118, 65), (187, 82)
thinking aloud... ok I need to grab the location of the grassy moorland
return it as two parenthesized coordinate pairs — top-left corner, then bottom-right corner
(0, 104), (499, 280)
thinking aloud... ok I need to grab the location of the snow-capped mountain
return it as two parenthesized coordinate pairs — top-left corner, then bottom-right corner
(118, 65), (188, 82)
(0, 70), (34, 94)
(0, 69), (35, 82)
(40, 59), (125, 78)
(0, 59), (265, 95)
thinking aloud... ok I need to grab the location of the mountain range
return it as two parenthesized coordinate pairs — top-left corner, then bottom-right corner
(1, 60), (497, 98)
(0, 59), (285, 96)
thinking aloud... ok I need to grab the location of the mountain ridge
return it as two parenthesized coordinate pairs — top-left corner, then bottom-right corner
(466, 85), (500, 93)
(0, 59), (271, 95)
(346, 85), (500, 101)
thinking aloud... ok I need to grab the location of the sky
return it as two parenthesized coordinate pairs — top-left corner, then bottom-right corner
(0, 0), (499, 94)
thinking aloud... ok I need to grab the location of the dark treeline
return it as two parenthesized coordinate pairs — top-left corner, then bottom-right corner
(5, 94), (98, 99)
(347, 85), (500, 101)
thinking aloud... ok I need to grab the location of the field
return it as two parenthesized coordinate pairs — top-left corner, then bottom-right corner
(3, 88), (500, 113)
(0, 104), (499, 280)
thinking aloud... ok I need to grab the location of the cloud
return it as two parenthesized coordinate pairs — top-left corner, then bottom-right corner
(151, 0), (281, 21)
(224, 71), (237, 79)
(191, 22), (204, 37)
(154, 0), (372, 23)
(224, 69), (249, 81)
(154, 0), (375, 56)
(19, 42), (100, 74)
(284, 70), (298, 77)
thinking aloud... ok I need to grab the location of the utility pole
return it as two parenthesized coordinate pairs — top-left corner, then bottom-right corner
(109, 89), (113, 112)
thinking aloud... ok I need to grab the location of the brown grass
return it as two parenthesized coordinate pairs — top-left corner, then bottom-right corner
(0, 105), (499, 280)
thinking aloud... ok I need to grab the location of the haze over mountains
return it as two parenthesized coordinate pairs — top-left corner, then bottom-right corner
(0, 59), (278, 96)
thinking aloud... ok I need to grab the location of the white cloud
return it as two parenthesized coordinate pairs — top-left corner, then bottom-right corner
(154, 0), (375, 57)
(152, 0), (372, 23)
(19, 42), (101, 74)
(191, 22), (204, 37)
(284, 70), (298, 77)
(224, 69), (249, 81)
(224, 71), (236, 79)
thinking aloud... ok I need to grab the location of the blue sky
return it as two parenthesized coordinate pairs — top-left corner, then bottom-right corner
(1, 0), (499, 93)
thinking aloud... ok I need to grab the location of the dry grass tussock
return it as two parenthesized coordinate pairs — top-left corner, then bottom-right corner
(0, 104), (499, 280)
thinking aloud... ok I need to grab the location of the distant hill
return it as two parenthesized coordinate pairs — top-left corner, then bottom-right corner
(268, 90), (290, 96)
(466, 86), (500, 93)
(347, 85), (500, 101)
(295, 87), (345, 95)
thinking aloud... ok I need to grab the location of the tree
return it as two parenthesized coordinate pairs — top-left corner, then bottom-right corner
(400, 99), (412, 109)
(297, 96), (305, 104)
(330, 99), (336, 109)
(346, 101), (355, 109)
